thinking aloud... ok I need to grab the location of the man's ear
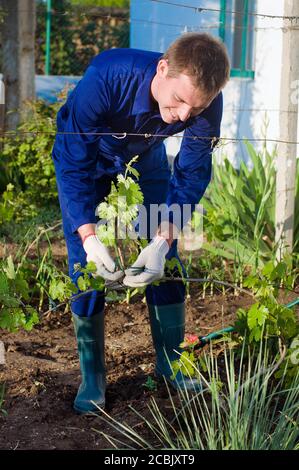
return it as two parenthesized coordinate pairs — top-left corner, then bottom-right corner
(156, 59), (169, 78)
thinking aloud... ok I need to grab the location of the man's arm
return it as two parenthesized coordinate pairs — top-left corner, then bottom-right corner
(78, 223), (96, 243)
(154, 94), (223, 248)
(53, 65), (111, 235)
(165, 92), (223, 233)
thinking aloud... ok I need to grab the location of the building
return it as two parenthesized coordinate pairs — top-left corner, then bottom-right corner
(131, 0), (289, 166)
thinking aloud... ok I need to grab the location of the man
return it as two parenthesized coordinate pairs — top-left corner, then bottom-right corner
(52, 33), (230, 414)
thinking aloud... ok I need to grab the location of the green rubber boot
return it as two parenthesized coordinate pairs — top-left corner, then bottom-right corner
(148, 303), (202, 392)
(73, 312), (106, 414)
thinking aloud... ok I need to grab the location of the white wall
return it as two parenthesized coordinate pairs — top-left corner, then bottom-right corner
(219, 0), (285, 166)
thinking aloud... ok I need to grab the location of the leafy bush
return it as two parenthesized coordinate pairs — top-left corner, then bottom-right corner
(234, 260), (298, 343)
(202, 142), (276, 268)
(203, 143), (299, 267)
(0, 256), (39, 332)
(35, 0), (130, 76)
(0, 98), (61, 223)
(0, 205), (62, 244)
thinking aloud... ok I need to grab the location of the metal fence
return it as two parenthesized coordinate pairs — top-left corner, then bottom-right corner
(36, 0), (130, 76)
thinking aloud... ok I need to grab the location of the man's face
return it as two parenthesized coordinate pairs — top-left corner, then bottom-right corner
(151, 59), (215, 124)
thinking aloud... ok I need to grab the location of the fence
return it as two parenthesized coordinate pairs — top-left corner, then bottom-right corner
(36, 0), (130, 76)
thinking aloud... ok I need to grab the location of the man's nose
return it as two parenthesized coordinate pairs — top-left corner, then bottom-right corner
(178, 104), (192, 122)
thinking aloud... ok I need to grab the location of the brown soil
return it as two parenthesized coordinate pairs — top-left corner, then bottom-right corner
(0, 283), (256, 450)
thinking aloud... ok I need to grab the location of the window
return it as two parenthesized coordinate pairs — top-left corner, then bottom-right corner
(219, 0), (256, 78)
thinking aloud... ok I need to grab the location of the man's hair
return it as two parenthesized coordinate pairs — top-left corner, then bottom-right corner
(162, 33), (230, 95)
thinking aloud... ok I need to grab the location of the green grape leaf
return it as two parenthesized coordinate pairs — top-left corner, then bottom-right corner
(49, 279), (67, 302)
(247, 303), (268, 330)
(85, 261), (97, 274)
(0, 307), (25, 332)
(23, 307), (39, 331)
(14, 275), (30, 300)
(77, 275), (90, 292)
(89, 276), (105, 291)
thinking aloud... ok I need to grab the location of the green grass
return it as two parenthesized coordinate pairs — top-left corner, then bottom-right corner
(94, 341), (299, 450)
(0, 204), (62, 245)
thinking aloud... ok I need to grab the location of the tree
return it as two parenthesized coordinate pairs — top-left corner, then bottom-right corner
(1, 0), (36, 130)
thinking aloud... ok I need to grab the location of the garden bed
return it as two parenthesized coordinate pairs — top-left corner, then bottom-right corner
(0, 279), (254, 450)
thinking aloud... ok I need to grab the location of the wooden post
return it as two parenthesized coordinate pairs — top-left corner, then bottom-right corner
(275, 0), (299, 257)
(2, 0), (36, 131)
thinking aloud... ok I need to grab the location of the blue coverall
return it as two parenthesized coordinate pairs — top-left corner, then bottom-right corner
(52, 48), (223, 318)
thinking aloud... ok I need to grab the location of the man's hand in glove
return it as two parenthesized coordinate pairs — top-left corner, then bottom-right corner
(123, 235), (169, 287)
(123, 221), (179, 287)
(82, 233), (124, 281)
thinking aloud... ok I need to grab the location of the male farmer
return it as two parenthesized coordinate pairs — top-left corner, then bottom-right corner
(52, 33), (230, 414)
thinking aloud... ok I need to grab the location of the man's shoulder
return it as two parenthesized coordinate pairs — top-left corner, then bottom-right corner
(90, 48), (162, 76)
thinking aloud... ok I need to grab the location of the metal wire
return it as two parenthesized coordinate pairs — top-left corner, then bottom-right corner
(1, 130), (299, 146)
(150, 0), (299, 22)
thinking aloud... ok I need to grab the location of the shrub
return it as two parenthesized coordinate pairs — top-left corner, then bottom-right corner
(0, 98), (61, 223)
(203, 143), (299, 267)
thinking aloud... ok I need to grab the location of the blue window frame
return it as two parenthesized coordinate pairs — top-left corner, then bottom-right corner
(219, 0), (256, 78)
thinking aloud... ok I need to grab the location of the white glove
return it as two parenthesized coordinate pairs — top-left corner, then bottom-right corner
(83, 235), (124, 281)
(123, 236), (169, 287)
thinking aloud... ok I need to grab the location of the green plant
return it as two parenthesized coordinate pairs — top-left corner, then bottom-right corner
(0, 256), (39, 332)
(0, 184), (15, 225)
(96, 156), (144, 269)
(48, 157), (147, 306)
(169, 260), (298, 387)
(232, 259), (299, 385)
(0, 205), (62, 244)
(35, 0), (129, 76)
(235, 260), (298, 346)
(202, 141), (276, 268)
(0, 220), (66, 330)
(1, 99), (61, 223)
(29, 246), (65, 312)
(94, 340), (299, 450)
(170, 334), (200, 380)
(142, 376), (158, 392)
(276, 334), (299, 386)
(203, 142), (299, 265)
(194, 252), (228, 297)
(47, 261), (103, 305)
